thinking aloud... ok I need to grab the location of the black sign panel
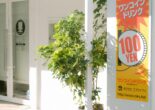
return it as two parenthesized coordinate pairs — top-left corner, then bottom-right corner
(16, 19), (25, 35)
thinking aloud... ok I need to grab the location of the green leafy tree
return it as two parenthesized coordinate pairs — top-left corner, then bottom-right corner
(39, 11), (87, 105)
(91, 0), (107, 104)
(38, 2), (107, 108)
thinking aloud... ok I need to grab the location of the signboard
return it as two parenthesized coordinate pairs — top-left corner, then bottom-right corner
(116, 0), (149, 102)
(16, 19), (25, 35)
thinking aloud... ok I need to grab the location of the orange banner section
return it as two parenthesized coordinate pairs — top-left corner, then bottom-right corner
(116, 0), (149, 102)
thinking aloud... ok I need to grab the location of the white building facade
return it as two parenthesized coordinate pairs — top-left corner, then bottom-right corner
(1, 0), (155, 110)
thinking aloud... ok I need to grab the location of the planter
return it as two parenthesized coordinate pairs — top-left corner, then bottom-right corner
(79, 104), (103, 110)
(93, 103), (103, 110)
(78, 105), (85, 110)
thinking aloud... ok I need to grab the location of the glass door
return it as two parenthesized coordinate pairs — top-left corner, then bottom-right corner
(12, 0), (29, 100)
(0, 3), (7, 97)
(0, 0), (30, 105)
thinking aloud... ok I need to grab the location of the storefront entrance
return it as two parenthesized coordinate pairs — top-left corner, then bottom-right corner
(0, 0), (29, 105)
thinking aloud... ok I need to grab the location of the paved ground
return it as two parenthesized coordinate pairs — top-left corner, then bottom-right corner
(0, 101), (31, 110)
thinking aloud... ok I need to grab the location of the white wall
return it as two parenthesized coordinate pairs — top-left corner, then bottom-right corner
(41, 71), (79, 110)
(107, 0), (151, 110)
(47, 0), (84, 18)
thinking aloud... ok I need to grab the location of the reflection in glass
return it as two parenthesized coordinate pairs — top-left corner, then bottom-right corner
(12, 1), (29, 99)
(0, 3), (7, 96)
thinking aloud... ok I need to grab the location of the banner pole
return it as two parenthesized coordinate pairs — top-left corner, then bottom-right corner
(85, 0), (93, 110)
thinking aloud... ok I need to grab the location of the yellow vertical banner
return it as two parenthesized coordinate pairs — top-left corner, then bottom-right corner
(116, 0), (149, 102)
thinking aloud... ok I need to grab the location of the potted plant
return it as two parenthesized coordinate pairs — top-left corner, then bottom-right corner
(39, 11), (86, 107)
(91, 0), (107, 109)
(38, 9), (106, 109)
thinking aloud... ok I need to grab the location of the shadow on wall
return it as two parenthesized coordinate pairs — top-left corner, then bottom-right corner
(107, 32), (117, 110)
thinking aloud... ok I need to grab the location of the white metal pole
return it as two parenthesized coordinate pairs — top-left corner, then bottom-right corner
(85, 0), (93, 110)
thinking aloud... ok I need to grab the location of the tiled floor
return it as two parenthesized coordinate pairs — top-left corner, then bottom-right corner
(0, 101), (31, 110)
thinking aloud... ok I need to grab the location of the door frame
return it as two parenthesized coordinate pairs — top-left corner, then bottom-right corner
(0, 0), (30, 105)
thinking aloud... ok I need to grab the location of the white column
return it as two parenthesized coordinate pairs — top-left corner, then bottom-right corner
(6, 0), (13, 98)
(29, 0), (40, 109)
(85, 0), (93, 110)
